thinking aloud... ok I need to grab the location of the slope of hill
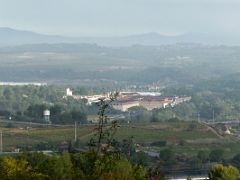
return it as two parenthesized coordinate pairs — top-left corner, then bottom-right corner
(0, 27), (74, 46)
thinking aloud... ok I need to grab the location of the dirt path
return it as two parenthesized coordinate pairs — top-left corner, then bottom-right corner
(198, 121), (224, 139)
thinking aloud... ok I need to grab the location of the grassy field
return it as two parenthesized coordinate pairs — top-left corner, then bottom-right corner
(0, 121), (239, 158)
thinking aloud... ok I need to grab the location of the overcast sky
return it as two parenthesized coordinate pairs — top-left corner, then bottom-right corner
(0, 0), (240, 37)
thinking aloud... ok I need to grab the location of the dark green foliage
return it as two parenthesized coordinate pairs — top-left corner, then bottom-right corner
(232, 153), (240, 169)
(167, 117), (181, 123)
(197, 150), (209, 163)
(189, 157), (202, 169)
(159, 148), (177, 167)
(119, 137), (136, 160)
(209, 149), (224, 162)
(187, 123), (197, 131)
(130, 151), (151, 166)
(159, 148), (175, 162)
(0, 86), (88, 124)
(151, 140), (167, 147)
(147, 165), (166, 180)
(128, 106), (152, 122)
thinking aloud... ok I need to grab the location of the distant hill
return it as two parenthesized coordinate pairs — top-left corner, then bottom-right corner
(1, 27), (240, 47)
(0, 27), (75, 46)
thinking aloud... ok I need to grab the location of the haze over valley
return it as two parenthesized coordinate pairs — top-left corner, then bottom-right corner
(1, 28), (240, 88)
(0, 1), (240, 179)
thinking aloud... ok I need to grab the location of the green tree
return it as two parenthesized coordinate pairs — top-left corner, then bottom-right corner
(0, 157), (45, 180)
(18, 152), (74, 180)
(208, 164), (240, 180)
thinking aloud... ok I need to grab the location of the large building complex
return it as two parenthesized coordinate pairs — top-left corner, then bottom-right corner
(64, 89), (191, 112)
(112, 92), (191, 112)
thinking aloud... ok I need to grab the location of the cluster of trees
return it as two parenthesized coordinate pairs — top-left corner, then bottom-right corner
(147, 75), (240, 122)
(26, 104), (87, 124)
(0, 86), (91, 124)
(0, 86), (61, 115)
(0, 151), (239, 180)
(0, 152), (146, 180)
(158, 147), (240, 175)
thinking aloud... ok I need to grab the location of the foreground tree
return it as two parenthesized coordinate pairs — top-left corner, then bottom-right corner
(0, 157), (46, 180)
(83, 92), (147, 180)
(208, 164), (240, 180)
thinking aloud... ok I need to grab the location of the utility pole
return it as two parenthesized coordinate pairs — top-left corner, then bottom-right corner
(74, 121), (77, 142)
(0, 131), (2, 153)
(212, 109), (215, 123)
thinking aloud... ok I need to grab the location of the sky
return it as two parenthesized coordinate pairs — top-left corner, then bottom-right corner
(0, 0), (240, 37)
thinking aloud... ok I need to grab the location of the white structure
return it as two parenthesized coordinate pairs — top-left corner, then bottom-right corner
(66, 88), (73, 96)
(82, 95), (109, 105)
(43, 109), (51, 123)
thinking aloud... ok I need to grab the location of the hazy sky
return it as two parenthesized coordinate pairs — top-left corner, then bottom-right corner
(0, 0), (240, 36)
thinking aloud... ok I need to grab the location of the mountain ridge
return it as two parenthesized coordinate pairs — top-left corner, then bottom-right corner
(0, 27), (239, 47)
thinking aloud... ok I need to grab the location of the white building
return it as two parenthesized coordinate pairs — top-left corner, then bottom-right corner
(66, 88), (73, 96)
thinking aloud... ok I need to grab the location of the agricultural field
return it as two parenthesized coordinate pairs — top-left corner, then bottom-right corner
(0, 121), (239, 158)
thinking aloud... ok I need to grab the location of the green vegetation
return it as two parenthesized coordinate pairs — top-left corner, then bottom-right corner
(0, 121), (239, 171)
(0, 121), (218, 150)
(149, 74), (240, 122)
(0, 120), (239, 179)
(0, 86), (89, 124)
(208, 164), (240, 180)
(0, 152), (147, 180)
(0, 90), (239, 179)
